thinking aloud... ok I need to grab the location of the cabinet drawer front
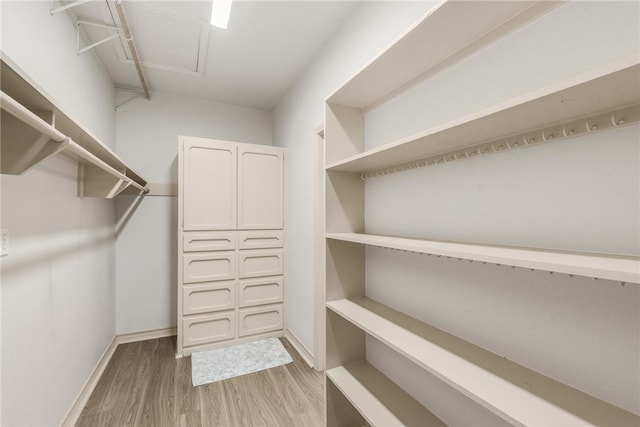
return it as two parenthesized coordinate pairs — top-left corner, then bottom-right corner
(183, 312), (235, 347)
(238, 249), (284, 278)
(183, 281), (236, 315)
(183, 231), (236, 252)
(183, 252), (236, 283)
(238, 277), (283, 308)
(238, 230), (284, 250)
(238, 304), (283, 337)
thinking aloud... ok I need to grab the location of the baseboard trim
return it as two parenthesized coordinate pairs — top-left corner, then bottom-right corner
(284, 328), (314, 369)
(116, 327), (177, 345)
(60, 336), (118, 427)
(60, 327), (177, 426)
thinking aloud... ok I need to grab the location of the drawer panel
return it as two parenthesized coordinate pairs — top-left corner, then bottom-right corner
(183, 281), (236, 315)
(183, 231), (236, 252)
(238, 304), (283, 337)
(238, 249), (284, 279)
(183, 312), (235, 347)
(238, 277), (283, 308)
(238, 230), (284, 250)
(183, 252), (236, 283)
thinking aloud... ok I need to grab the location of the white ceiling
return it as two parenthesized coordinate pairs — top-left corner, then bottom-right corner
(71, 0), (359, 109)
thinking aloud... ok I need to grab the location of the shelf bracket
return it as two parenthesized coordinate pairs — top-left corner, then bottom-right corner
(76, 20), (123, 55)
(50, 0), (93, 15)
(115, 87), (145, 111)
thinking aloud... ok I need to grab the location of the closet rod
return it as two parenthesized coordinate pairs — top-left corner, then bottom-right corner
(0, 91), (149, 193)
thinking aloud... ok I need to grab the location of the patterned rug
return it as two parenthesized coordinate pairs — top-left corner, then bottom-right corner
(191, 338), (293, 386)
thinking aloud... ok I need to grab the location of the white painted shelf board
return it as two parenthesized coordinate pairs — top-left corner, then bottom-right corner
(326, 0), (559, 108)
(327, 297), (640, 426)
(0, 54), (146, 185)
(326, 58), (640, 173)
(326, 233), (640, 284)
(326, 361), (446, 427)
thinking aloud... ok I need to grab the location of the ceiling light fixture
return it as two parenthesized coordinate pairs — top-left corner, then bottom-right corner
(210, 0), (233, 29)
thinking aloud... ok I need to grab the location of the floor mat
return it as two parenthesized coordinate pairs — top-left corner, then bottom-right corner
(191, 338), (293, 386)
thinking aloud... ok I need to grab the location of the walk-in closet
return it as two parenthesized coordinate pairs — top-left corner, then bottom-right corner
(1, 1), (639, 426)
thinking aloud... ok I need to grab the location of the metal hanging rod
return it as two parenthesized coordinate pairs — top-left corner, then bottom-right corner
(360, 104), (640, 181)
(0, 91), (149, 193)
(363, 243), (627, 285)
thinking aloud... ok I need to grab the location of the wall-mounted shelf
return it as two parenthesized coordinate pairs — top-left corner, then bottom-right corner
(326, 0), (561, 109)
(326, 233), (640, 284)
(326, 58), (640, 175)
(0, 54), (148, 198)
(327, 297), (640, 426)
(326, 362), (445, 426)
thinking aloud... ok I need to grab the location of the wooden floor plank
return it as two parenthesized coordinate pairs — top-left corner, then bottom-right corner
(77, 337), (324, 426)
(137, 338), (176, 426)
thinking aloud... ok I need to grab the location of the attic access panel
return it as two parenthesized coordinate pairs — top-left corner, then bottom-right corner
(110, 2), (209, 77)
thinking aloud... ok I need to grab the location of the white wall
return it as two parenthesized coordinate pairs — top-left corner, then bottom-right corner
(273, 0), (435, 354)
(362, 0), (640, 421)
(114, 91), (272, 334)
(1, 1), (118, 425)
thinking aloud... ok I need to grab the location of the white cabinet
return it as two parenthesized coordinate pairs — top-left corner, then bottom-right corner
(178, 136), (286, 356)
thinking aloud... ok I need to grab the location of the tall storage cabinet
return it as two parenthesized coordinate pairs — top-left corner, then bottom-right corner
(323, 1), (640, 426)
(178, 136), (285, 357)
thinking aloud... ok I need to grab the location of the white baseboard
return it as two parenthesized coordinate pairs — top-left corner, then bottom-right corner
(60, 327), (177, 426)
(60, 336), (118, 427)
(284, 328), (314, 369)
(116, 327), (177, 345)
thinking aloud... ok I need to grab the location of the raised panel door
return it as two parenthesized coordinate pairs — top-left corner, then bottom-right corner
(238, 145), (284, 229)
(183, 138), (236, 230)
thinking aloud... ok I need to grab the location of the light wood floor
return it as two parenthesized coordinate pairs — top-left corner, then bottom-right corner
(76, 337), (324, 427)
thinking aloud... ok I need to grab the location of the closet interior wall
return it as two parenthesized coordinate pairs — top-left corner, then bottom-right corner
(1, 1), (120, 426)
(114, 92), (273, 335)
(273, 0), (435, 358)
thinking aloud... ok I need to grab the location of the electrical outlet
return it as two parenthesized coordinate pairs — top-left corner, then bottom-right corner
(1, 229), (8, 257)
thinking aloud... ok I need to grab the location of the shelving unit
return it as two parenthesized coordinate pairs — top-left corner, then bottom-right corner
(326, 233), (640, 284)
(327, 298), (639, 426)
(1, 54), (148, 197)
(323, 1), (640, 426)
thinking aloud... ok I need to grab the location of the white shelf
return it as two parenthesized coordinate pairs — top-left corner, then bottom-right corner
(326, 361), (445, 427)
(326, 58), (640, 173)
(326, 232), (640, 284)
(1, 54), (147, 188)
(327, 297), (640, 426)
(326, 0), (559, 109)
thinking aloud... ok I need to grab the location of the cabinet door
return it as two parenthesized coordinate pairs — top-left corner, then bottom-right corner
(183, 138), (236, 230)
(238, 145), (284, 229)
